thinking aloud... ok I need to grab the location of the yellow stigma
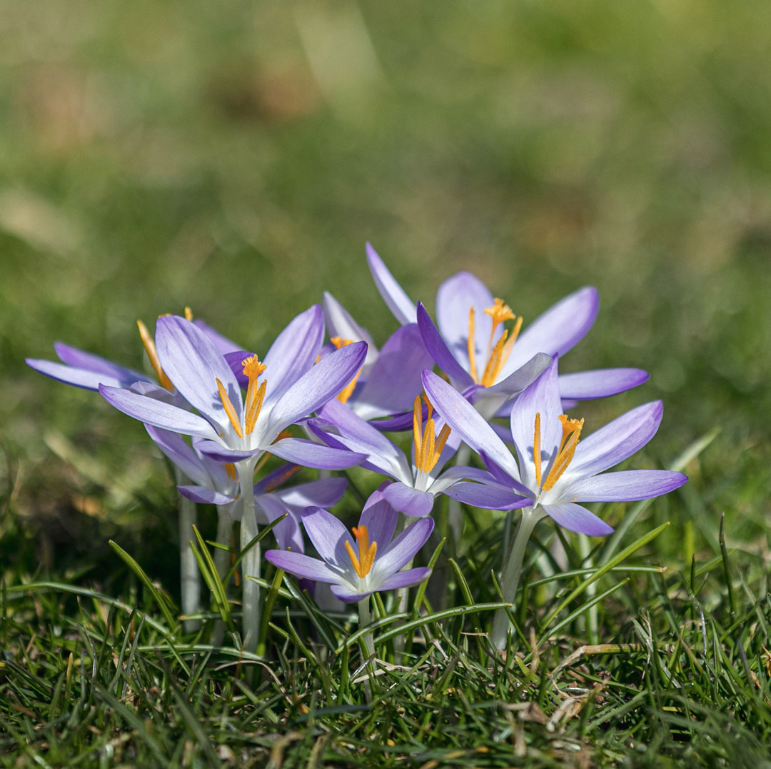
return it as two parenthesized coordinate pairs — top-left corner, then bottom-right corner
(330, 337), (362, 404)
(467, 298), (522, 388)
(137, 320), (174, 392)
(225, 463), (237, 481)
(412, 395), (452, 474)
(184, 307), (194, 321)
(345, 525), (377, 579)
(534, 412), (584, 492)
(242, 355), (267, 436)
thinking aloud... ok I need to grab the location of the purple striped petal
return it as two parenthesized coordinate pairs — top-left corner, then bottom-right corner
(263, 305), (325, 405)
(501, 287), (599, 377)
(177, 485), (235, 506)
(323, 292), (378, 366)
(422, 371), (519, 481)
(301, 506), (354, 569)
(382, 483), (435, 518)
(570, 401), (664, 477)
(27, 359), (129, 391)
(156, 316), (242, 433)
(417, 303), (475, 388)
(558, 368), (649, 401)
(99, 384), (218, 440)
(146, 426), (211, 488)
(194, 440), (261, 463)
(542, 501), (613, 537)
(264, 550), (339, 583)
(254, 494), (302, 553)
(353, 324), (434, 420)
(359, 490), (399, 548)
(374, 517), (434, 577)
(366, 243), (417, 325)
(435, 271), (495, 377)
(269, 437), (367, 470)
(55, 342), (150, 385)
(485, 353), (552, 395)
(253, 463), (302, 494)
(267, 341), (367, 436)
(273, 477), (348, 513)
(565, 470), (687, 503)
(377, 567), (432, 592)
(193, 319), (242, 355)
(443, 481), (530, 511)
(224, 351), (253, 389)
(328, 583), (371, 603)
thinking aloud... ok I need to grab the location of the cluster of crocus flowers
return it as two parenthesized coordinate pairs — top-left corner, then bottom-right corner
(26, 242), (687, 653)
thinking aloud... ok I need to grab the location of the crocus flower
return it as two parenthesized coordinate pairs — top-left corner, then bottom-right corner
(98, 311), (368, 471)
(265, 491), (433, 602)
(311, 397), (495, 518)
(366, 243), (648, 418)
(422, 360), (687, 536)
(321, 292), (434, 423)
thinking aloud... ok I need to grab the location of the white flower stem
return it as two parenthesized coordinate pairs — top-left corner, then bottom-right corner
(237, 458), (260, 652)
(175, 468), (201, 633)
(358, 597), (375, 702)
(490, 506), (543, 650)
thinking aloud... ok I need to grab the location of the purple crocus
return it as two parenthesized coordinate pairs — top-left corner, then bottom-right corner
(366, 243), (649, 418)
(311, 397), (493, 518)
(265, 491), (433, 603)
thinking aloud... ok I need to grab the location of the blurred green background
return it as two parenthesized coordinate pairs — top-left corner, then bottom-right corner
(1, 0), (769, 578)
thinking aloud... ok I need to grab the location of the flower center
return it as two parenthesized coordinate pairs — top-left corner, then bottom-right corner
(216, 355), (267, 439)
(467, 298), (523, 388)
(533, 412), (584, 492)
(330, 337), (363, 404)
(345, 525), (377, 578)
(412, 395), (452, 475)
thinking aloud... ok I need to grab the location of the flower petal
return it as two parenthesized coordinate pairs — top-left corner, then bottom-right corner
(301, 507), (354, 569)
(26, 358), (129, 391)
(264, 550), (339, 583)
(570, 401), (664, 477)
(273, 477), (348, 513)
(193, 319), (243, 355)
(263, 305), (326, 405)
(177, 485), (235, 506)
(377, 567), (432, 592)
(366, 242), (417, 325)
(328, 583), (371, 603)
(417, 303), (475, 388)
(542, 501), (613, 537)
(54, 342), (149, 385)
(353, 324), (435, 420)
(359, 489), (399, 547)
(156, 315), (243, 433)
(194, 440), (262, 463)
(269, 437), (367, 470)
(374, 517), (434, 577)
(565, 469), (687, 502)
(422, 371), (519, 481)
(443, 481), (530, 511)
(323, 292), (378, 366)
(99, 384), (219, 440)
(558, 368), (649, 401)
(146, 425), (211, 488)
(382, 483), (435, 518)
(254, 494), (303, 553)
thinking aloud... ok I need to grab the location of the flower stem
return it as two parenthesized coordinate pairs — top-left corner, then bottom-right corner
(175, 468), (201, 633)
(237, 459), (260, 652)
(358, 597), (376, 702)
(490, 506), (543, 650)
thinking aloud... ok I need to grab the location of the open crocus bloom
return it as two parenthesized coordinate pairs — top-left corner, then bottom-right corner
(311, 397), (494, 518)
(265, 490), (433, 603)
(321, 292), (434, 423)
(99, 312), (368, 471)
(366, 243), (649, 419)
(422, 360), (687, 536)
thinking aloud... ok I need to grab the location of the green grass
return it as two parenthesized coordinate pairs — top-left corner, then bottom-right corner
(1, 0), (771, 765)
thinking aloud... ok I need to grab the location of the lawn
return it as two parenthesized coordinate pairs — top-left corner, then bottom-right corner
(1, 1), (770, 766)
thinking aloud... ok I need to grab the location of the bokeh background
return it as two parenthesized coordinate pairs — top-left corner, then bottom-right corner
(1, 0), (769, 584)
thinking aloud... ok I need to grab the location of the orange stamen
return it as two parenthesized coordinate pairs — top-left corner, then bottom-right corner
(467, 308), (478, 383)
(225, 463), (237, 481)
(538, 414), (584, 492)
(412, 395), (452, 474)
(137, 320), (174, 392)
(345, 525), (377, 578)
(242, 355), (267, 436)
(216, 378), (244, 438)
(330, 337), (362, 404)
(533, 413), (542, 488)
(184, 307), (193, 321)
(467, 298), (523, 389)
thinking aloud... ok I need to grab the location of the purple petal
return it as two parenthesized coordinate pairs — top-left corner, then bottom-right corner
(264, 550), (339, 583)
(156, 316), (242, 433)
(485, 353), (553, 396)
(565, 470), (687, 503)
(269, 437), (367, 470)
(377, 567), (432, 592)
(26, 358), (129, 391)
(54, 343), (149, 385)
(374, 517), (434, 577)
(301, 506), (354, 569)
(501, 287), (600, 377)
(417, 303), (475, 388)
(421, 371), (519, 481)
(443, 481), (530, 511)
(99, 384), (218, 440)
(254, 494), (303, 553)
(224, 351), (253, 389)
(194, 440), (261, 463)
(359, 490), (399, 547)
(253, 463), (302, 494)
(267, 341), (367, 436)
(570, 401), (664, 477)
(146, 425), (210, 487)
(263, 305), (325, 405)
(193, 319), (243, 355)
(322, 292), (378, 366)
(353, 324), (434, 420)
(177, 485), (235, 506)
(558, 368), (649, 401)
(328, 583), (371, 603)
(361, 408), (417, 432)
(366, 242), (417, 325)
(542, 502), (613, 537)
(435, 271), (495, 377)
(273, 477), (348, 513)
(382, 483), (435, 518)
(508, 358), (563, 488)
